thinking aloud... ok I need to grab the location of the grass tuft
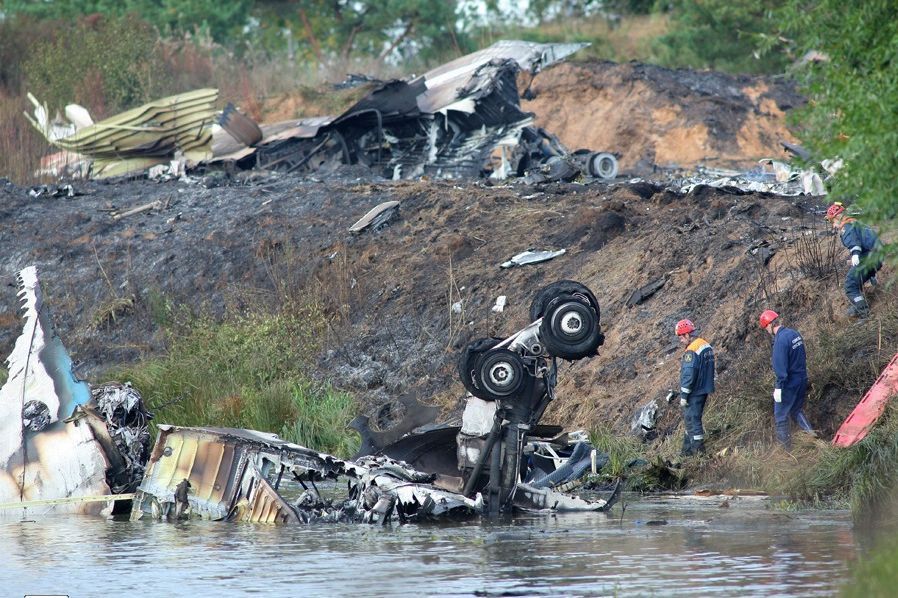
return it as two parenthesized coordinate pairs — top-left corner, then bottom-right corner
(109, 305), (359, 458)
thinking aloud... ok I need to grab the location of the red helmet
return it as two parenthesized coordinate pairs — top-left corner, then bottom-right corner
(825, 202), (845, 221)
(759, 310), (779, 328)
(675, 319), (695, 336)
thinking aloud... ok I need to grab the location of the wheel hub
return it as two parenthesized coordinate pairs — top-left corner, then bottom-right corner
(488, 362), (514, 387)
(560, 311), (583, 334)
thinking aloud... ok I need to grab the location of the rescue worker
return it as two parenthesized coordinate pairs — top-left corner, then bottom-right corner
(759, 310), (814, 448)
(676, 319), (715, 456)
(825, 202), (883, 317)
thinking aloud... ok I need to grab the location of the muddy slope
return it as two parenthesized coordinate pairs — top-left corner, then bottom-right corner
(525, 61), (804, 172)
(1, 172), (873, 440)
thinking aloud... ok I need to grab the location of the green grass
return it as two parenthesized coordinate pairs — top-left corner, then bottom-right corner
(108, 306), (360, 458)
(590, 426), (645, 477)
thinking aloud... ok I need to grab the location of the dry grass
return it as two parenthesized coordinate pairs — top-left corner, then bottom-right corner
(669, 286), (898, 510)
(0, 91), (51, 185)
(478, 13), (671, 63)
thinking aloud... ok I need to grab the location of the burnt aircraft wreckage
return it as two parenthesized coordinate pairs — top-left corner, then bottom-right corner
(211, 40), (619, 181)
(0, 268), (617, 522)
(0, 267), (151, 515)
(30, 41), (618, 182)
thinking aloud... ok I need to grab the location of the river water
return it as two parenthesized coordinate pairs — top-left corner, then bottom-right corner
(0, 494), (857, 597)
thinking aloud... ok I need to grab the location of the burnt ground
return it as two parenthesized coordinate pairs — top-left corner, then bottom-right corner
(1, 170), (888, 446)
(0, 59), (888, 451)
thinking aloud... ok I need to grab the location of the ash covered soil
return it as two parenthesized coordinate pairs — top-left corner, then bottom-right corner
(0, 171), (871, 437)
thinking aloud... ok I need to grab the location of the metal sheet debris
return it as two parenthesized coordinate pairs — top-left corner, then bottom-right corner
(0, 267), (148, 514)
(631, 399), (659, 439)
(27, 89), (219, 179)
(349, 200), (400, 233)
(500, 248), (566, 268)
(132, 425), (482, 524)
(626, 276), (667, 308)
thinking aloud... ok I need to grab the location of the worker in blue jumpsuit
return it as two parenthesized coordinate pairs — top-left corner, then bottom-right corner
(676, 319), (715, 456)
(825, 202), (883, 317)
(759, 310), (814, 448)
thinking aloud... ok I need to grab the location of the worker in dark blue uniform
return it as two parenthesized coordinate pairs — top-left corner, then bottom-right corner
(676, 319), (715, 456)
(825, 202), (883, 317)
(759, 310), (814, 448)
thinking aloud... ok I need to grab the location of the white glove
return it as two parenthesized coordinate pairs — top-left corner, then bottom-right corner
(773, 388), (782, 403)
(851, 254), (860, 267)
(680, 397), (688, 407)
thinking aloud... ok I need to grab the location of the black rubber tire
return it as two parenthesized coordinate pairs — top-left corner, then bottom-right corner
(476, 349), (529, 401)
(539, 294), (603, 360)
(457, 337), (504, 399)
(529, 280), (601, 324)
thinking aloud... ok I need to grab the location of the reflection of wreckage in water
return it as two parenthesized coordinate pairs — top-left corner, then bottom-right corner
(0, 269), (617, 522)
(0, 267), (151, 515)
(30, 41), (618, 182)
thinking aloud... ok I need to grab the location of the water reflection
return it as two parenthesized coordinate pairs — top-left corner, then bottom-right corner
(0, 497), (857, 597)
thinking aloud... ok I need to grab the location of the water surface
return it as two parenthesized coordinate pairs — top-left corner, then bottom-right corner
(0, 495), (857, 597)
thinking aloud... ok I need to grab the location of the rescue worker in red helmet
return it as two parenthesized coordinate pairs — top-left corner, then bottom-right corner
(825, 202), (883, 317)
(675, 319), (715, 456)
(759, 310), (814, 448)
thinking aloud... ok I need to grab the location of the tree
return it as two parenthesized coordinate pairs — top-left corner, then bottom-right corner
(3, 0), (251, 42)
(286, 0), (464, 66)
(655, 0), (789, 74)
(778, 0), (898, 261)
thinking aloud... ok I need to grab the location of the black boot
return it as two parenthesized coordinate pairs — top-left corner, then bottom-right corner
(847, 298), (870, 318)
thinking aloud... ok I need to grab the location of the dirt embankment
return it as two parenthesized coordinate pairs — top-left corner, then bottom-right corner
(1, 173), (882, 443)
(524, 61), (804, 172)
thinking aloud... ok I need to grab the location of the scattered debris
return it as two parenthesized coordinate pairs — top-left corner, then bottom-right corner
(500, 248), (566, 268)
(491, 295), (507, 313)
(27, 184), (77, 198)
(31, 41), (625, 183)
(670, 157), (835, 197)
(349, 200), (400, 233)
(111, 200), (163, 221)
(626, 276), (667, 308)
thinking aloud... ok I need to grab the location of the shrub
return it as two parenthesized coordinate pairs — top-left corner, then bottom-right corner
(654, 0), (789, 74)
(109, 305), (360, 458)
(23, 14), (168, 118)
(0, 91), (49, 185)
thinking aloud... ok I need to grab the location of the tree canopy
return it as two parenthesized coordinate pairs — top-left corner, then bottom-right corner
(779, 0), (898, 257)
